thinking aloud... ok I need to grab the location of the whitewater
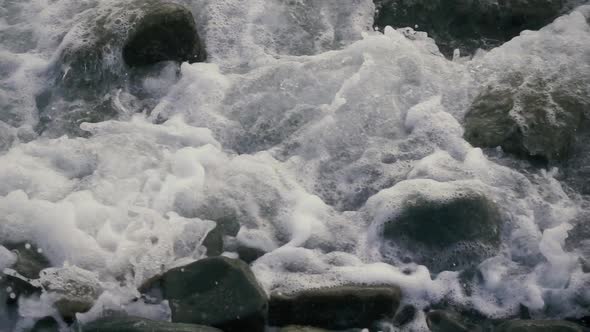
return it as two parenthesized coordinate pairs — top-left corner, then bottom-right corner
(0, 0), (589, 331)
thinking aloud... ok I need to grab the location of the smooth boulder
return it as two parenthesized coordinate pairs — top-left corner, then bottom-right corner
(269, 285), (401, 330)
(159, 257), (268, 332)
(81, 316), (222, 332)
(383, 186), (502, 272)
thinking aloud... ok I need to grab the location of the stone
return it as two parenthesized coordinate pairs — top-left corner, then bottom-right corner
(30, 317), (59, 332)
(122, 2), (205, 67)
(426, 310), (472, 332)
(1, 243), (49, 299)
(495, 320), (585, 332)
(81, 316), (222, 332)
(160, 257), (268, 332)
(383, 186), (502, 272)
(464, 78), (587, 162)
(268, 285), (401, 330)
(39, 267), (102, 320)
(37, 0), (205, 137)
(279, 326), (332, 332)
(373, 0), (572, 57)
(393, 305), (417, 327)
(201, 225), (224, 257)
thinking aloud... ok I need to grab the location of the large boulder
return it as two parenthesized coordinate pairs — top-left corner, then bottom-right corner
(464, 76), (589, 162)
(54, 0), (204, 93)
(268, 285), (401, 330)
(81, 316), (222, 332)
(157, 257), (268, 332)
(379, 182), (502, 273)
(495, 320), (585, 332)
(37, 0), (205, 136)
(373, 0), (575, 56)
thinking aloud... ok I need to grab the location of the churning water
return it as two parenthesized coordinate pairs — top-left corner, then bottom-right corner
(0, 0), (589, 330)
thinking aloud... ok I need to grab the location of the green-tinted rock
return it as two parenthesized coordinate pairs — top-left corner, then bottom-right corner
(81, 316), (222, 332)
(496, 320), (585, 332)
(161, 257), (268, 332)
(269, 285), (401, 330)
(383, 186), (501, 272)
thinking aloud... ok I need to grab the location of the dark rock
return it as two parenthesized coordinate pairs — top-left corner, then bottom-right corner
(201, 225), (224, 257)
(30, 317), (59, 332)
(279, 326), (332, 332)
(1, 243), (49, 299)
(383, 187), (502, 272)
(160, 257), (267, 332)
(426, 310), (473, 332)
(394, 305), (416, 327)
(373, 0), (574, 57)
(495, 320), (585, 332)
(122, 2), (205, 67)
(268, 285), (401, 330)
(236, 244), (266, 264)
(81, 316), (222, 332)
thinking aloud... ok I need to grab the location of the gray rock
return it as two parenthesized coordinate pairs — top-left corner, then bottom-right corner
(160, 257), (268, 332)
(374, 0), (576, 57)
(464, 76), (588, 162)
(383, 187), (502, 272)
(268, 285), (401, 330)
(81, 316), (222, 332)
(37, 0), (205, 137)
(496, 320), (585, 332)
(39, 267), (103, 320)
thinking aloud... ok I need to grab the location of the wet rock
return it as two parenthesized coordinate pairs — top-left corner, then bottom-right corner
(81, 316), (222, 332)
(426, 310), (474, 332)
(39, 267), (102, 320)
(268, 285), (401, 330)
(201, 225), (224, 257)
(394, 305), (417, 327)
(236, 245), (266, 264)
(373, 0), (574, 57)
(496, 320), (585, 332)
(383, 186), (502, 272)
(160, 257), (267, 332)
(1, 243), (49, 299)
(55, 0), (204, 91)
(122, 2), (205, 67)
(279, 326), (332, 332)
(38, 0), (205, 136)
(464, 77), (589, 162)
(30, 317), (59, 332)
